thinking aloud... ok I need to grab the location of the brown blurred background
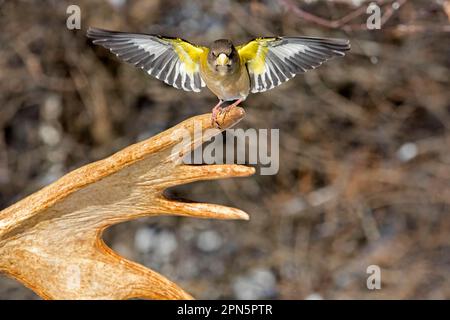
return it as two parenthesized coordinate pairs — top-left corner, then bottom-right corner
(0, 0), (449, 299)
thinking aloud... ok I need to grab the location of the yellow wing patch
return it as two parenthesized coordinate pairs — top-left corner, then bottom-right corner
(165, 38), (206, 74)
(237, 38), (277, 75)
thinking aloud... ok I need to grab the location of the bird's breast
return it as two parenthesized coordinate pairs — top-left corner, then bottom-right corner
(200, 63), (250, 101)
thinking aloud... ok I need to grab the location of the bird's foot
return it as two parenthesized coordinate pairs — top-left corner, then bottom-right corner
(215, 99), (243, 128)
(211, 99), (243, 128)
(211, 101), (224, 127)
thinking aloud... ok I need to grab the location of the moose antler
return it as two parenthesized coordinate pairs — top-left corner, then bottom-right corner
(0, 108), (253, 299)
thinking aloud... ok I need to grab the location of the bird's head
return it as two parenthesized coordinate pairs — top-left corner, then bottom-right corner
(208, 39), (239, 76)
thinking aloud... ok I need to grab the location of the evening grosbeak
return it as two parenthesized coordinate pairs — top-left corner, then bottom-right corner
(87, 28), (350, 125)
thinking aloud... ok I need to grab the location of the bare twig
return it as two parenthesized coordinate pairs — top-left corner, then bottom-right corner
(279, 0), (449, 33)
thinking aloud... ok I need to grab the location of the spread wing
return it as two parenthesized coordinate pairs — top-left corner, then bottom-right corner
(237, 37), (350, 93)
(87, 28), (207, 92)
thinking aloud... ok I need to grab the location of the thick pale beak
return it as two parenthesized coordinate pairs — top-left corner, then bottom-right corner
(216, 53), (229, 66)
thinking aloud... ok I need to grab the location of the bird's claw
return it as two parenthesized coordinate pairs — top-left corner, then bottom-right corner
(211, 104), (222, 128)
(211, 99), (243, 128)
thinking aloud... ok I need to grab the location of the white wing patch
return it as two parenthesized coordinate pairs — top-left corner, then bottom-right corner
(243, 37), (350, 93)
(87, 28), (206, 92)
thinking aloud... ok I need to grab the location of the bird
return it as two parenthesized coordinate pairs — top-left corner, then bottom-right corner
(87, 27), (350, 126)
